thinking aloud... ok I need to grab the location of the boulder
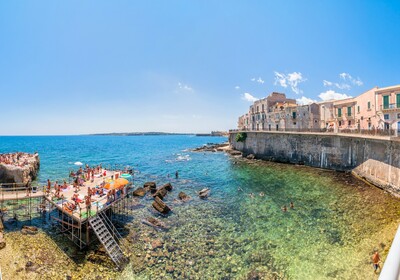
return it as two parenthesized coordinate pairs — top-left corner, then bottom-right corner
(153, 187), (168, 200)
(152, 196), (171, 214)
(178, 191), (190, 201)
(246, 154), (255, 160)
(151, 239), (163, 250)
(162, 183), (173, 191)
(0, 153), (40, 185)
(21, 225), (38, 235)
(144, 182), (157, 193)
(198, 188), (210, 199)
(142, 217), (169, 230)
(132, 187), (147, 197)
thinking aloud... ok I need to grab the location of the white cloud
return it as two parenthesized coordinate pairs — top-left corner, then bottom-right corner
(339, 72), (363, 86)
(235, 86), (240, 90)
(178, 82), (193, 92)
(297, 96), (317, 105)
(274, 71), (306, 94)
(323, 73), (363, 91)
(318, 90), (352, 101)
(250, 78), (256, 82)
(256, 77), (264, 84)
(242, 92), (258, 102)
(334, 83), (351, 90)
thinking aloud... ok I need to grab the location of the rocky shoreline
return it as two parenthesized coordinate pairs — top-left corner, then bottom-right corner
(0, 153), (40, 185)
(192, 142), (242, 156)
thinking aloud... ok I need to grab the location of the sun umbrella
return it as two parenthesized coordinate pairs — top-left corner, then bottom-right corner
(114, 178), (129, 189)
(74, 162), (83, 166)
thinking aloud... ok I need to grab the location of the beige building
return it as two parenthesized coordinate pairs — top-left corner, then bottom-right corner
(375, 85), (400, 131)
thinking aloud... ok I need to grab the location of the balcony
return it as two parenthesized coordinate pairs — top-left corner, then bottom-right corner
(380, 103), (400, 112)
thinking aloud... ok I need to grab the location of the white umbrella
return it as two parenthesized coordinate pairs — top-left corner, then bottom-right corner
(74, 161), (83, 166)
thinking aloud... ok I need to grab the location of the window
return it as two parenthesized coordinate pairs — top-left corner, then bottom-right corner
(398, 113), (400, 119)
(357, 106), (360, 113)
(315, 120), (318, 123)
(339, 121), (342, 126)
(368, 101), (371, 110)
(347, 106), (352, 116)
(338, 108), (342, 117)
(348, 120), (351, 126)
(262, 104), (264, 111)
(383, 95), (389, 109)
(293, 122), (297, 125)
(384, 114), (390, 120)
(292, 112), (297, 119)
(397, 94), (400, 108)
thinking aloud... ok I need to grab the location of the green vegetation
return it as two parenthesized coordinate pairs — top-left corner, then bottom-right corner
(236, 132), (247, 142)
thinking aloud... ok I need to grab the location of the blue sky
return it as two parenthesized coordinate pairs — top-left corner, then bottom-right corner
(0, 0), (399, 135)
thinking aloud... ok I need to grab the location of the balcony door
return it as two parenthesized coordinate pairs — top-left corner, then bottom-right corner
(383, 95), (389, 109)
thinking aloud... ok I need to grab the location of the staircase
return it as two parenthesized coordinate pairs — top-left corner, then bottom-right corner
(88, 214), (128, 269)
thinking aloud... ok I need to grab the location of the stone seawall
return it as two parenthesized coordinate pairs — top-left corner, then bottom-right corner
(0, 153), (40, 185)
(230, 132), (400, 195)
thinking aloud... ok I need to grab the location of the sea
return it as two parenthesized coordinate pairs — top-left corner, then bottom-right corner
(0, 135), (399, 280)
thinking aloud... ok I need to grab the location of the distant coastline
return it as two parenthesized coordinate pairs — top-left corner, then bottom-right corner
(89, 131), (228, 137)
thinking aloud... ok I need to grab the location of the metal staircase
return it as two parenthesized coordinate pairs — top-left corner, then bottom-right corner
(88, 214), (128, 269)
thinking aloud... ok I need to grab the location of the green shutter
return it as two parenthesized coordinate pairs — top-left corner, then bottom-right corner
(338, 108), (342, 117)
(368, 101), (371, 109)
(347, 106), (351, 116)
(383, 95), (389, 109)
(397, 94), (400, 108)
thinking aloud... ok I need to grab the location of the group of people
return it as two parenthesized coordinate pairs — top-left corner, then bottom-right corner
(46, 179), (69, 198)
(70, 164), (104, 183)
(0, 152), (36, 167)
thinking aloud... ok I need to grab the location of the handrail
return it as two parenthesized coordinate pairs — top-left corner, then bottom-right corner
(379, 224), (400, 280)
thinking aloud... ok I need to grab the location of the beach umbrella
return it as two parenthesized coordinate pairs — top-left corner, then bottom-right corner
(114, 178), (129, 189)
(74, 162), (83, 166)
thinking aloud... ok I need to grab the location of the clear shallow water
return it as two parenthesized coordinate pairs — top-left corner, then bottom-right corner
(1, 135), (400, 279)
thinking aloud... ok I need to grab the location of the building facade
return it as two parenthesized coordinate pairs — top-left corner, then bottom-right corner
(237, 85), (400, 134)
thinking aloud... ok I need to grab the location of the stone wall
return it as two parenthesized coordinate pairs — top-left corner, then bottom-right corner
(230, 131), (400, 195)
(0, 153), (40, 185)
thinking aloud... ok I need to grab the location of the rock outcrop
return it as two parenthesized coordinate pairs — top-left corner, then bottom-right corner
(0, 153), (40, 185)
(152, 196), (171, 214)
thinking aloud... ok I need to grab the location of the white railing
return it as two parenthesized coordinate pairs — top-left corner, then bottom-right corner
(379, 224), (400, 280)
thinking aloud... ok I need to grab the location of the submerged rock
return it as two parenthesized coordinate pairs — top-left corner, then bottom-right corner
(21, 225), (38, 235)
(151, 239), (163, 250)
(178, 192), (190, 201)
(152, 197), (172, 214)
(153, 187), (168, 200)
(132, 187), (147, 197)
(142, 217), (169, 230)
(198, 188), (210, 199)
(144, 182), (157, 193)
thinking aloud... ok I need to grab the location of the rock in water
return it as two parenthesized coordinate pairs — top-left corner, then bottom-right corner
(152, 196), (171, 214)
(21, 225), (38, 235)
(132, 187), (147, 197)
(162, 183), (173, 191)
(144, 182), (157, 193)
(151, 239), (163, 250)
(198, 188), (210, 199)
(178, 191), (190, 201)
(0, 152), (40, 185)
(142, 217), (169, 230)
(246, 154), (255, 160)
(153, 187), (168, 200)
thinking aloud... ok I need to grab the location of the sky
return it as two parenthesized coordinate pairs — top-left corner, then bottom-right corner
(0, 0), (399, 135)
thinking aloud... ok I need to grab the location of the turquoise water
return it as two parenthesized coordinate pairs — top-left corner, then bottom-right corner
(1, 135), (400, 279)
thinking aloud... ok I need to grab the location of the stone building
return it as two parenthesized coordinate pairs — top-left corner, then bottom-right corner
(375, 85), (400, 131)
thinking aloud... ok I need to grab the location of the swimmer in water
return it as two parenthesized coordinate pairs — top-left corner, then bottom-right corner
(238, 187), (243, 192)
(259, 192), (265, 197)
(282, 205), (287, 212)
(290, 201), (294, 209)
(249, 193), (255, 199)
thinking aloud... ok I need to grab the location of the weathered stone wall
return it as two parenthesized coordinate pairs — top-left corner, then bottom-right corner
(0, 153), (40, 185)
(230, 132), (400, 195)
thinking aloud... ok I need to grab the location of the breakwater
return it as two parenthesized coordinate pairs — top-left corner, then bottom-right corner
(230, 131), (400, 196)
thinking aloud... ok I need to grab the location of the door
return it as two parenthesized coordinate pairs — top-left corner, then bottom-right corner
(398, 122), (400, 132)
